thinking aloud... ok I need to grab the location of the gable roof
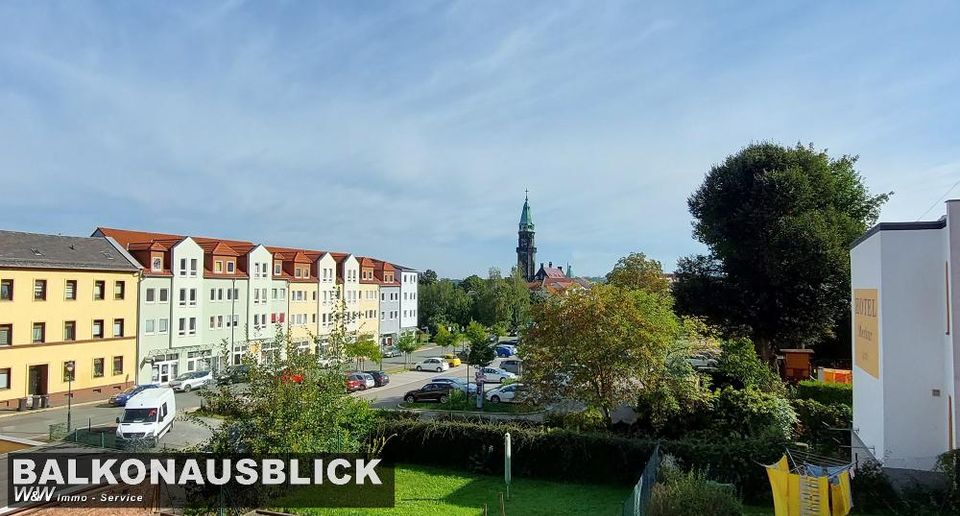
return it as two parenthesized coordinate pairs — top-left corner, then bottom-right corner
(0, 230), (139, 272)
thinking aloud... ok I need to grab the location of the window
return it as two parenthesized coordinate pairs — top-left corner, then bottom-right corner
(94, 281), (105, 300)
(145, 319), (155, 334)
(254, 314), (260, 327)
(226, 261), (235, 273)
(34, 279), (46, 300)
(113, 356), (123, 375)
(217, 288), (223, 301)
(0, 324), (11, 346)
(0, 368), (9, 389)
(179, 258), (187, 276)
(146, 288), (156, 303)
(274, 263), (282, 275)
(227, 288), (233, 301)
(179, 289), (187, 306)
(159, 288), (168, 302)
(254, 289), (260, 303)
(279, 288), (284, 298)
(232, 315), (239, 327)
(217, 315), (223, 328)
(0, 279), (11, 300)
(210, 288), (216, 301)
(215, 261), (223, 273)
(65, 280), (77, 300)
(271, 288), (277, 300)
(32, 323), (45, 343)
(64, 321), (76, 341)
(189, 288), (196, 305)
(190, 258), (198, 277)
(114, 281), (125, 300)
(113, 318), (124, 337)
(93, 358), (104, 378)
(178, 318), (186, 336)
(152, 256), (162, 272)
(63, 361), (76, 382)
(188, 317), (196, 335)
(158, 318), (168, 334)
(209, 316), (216, 329)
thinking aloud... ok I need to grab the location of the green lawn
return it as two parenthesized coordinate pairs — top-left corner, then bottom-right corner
(273, 464), (628, 516)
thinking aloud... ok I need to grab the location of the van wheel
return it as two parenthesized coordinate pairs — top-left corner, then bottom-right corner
(416, 366), (422, 371)
(183, 384), (192, 393)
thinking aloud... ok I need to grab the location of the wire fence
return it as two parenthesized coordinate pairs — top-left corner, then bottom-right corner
(622, 444), (660, 516)
(49, 423), (161, 451)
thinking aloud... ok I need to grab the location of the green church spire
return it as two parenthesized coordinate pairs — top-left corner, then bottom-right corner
(519, 190), (534, 231)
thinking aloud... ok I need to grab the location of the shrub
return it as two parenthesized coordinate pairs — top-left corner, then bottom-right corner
(650, 469), (742, 516)
(710, 386), (797, 441)
(794, 380), (852, 407)
(714, 338), (784, 393)
(791, 398), (851, 452)
(544, 407), (607, 432)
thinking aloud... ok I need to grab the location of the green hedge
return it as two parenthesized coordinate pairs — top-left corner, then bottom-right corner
(792, 398), (851, 452)
(373, 419), (784, 502)
(793, 380), (852, 407)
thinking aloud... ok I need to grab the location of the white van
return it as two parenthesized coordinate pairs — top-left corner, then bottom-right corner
(115, 388), (176, 445)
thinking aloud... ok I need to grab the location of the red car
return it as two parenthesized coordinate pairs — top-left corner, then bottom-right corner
(345, 373), (366, 392)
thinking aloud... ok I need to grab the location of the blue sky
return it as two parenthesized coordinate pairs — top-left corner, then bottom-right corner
(1, 1), (958, 278)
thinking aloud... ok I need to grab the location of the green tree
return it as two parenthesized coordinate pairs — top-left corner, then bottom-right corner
(420, 269), (438, 285)
(345, 334), (381, 371)
(395, 332), (420, 369)
(459, 274), (485, 295)
(606, 252), (671, 295)
(465, 320), (495, 367)
(433, 325), (454, 351)
(522, 284), (679, 420)
(674, 142), (890, 362)
(419, 279), (472, 330)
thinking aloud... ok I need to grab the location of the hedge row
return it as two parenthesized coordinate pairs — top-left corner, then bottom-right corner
(793, 380), (852, 407)
(373, 419), (785, 502)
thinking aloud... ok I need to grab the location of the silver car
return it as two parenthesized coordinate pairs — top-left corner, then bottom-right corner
(168, 370), (212, 392)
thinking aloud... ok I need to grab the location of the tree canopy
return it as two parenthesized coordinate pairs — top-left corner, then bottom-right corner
(521, 284), (678, 420)
(606, 252), (671, 295)
(673, 142), (889, 361)
(419, 267), (531, 336)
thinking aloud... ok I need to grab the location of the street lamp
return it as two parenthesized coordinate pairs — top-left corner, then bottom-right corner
(66, 362), (74, 432)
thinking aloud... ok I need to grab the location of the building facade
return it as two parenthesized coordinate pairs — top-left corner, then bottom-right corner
(0, 231), (140, 408)
(849, 199), (960, 473)
(376, 261), (401, 347)
(397, 266), (419, 335)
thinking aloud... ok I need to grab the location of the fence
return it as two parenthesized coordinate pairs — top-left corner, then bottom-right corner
(49, 423), (160, 451)
(621, 444), (661, 516)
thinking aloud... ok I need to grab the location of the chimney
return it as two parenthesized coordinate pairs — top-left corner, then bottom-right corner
(548, 261), (553, 268)
(540, 262), (544, 269)
(559, 266), (563, 273)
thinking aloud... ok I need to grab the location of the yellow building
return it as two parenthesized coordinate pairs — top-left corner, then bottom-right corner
(0, 231), (140, 409)
(358, 257), (381, 342)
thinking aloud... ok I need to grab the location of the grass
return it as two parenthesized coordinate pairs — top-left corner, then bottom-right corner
(273, 464), (627, 515)
(398, 400), (538, 414)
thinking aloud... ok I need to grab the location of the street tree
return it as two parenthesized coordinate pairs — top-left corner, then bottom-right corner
(395, 332), (420, 369)
(420, 269), (438, 285)
(522, 284), (678, 421)
(433, 325), (454, 351)
(606, 252), (670, 295)
(465, 320), (495, 368)
(345, 334), (381, 371)
(674, 142), (889, 362)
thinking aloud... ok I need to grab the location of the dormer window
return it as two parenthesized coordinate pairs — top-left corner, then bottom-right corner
(215, 261), (223, 273)
(226, 261), (235, 273)
(274, 263), (282, 275)
(152, 256), (162, 272)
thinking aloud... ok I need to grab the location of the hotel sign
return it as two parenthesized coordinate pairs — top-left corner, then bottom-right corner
(854, 288), (879, 379)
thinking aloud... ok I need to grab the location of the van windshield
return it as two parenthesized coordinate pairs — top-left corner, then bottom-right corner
(122, 408), (158, 423)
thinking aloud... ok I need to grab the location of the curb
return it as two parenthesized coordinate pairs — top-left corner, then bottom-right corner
(0, 399), (108, 420)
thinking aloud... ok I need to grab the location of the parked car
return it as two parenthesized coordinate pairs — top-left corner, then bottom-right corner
(345, 373), (366, 392)
(354, 372), (375, 389)
(686, 352), (719, 370)
(403, 383), (454, 403)
(364, 370), (390, 387)
(441, 353), (462, 367)
(480, 367), (517, 383)
(414, 357), (449, 372)
(499, 359), (523, 376)
(495, 345), (516, 358)
(108, 384), (159, 406)
(216, 365), (250, 385)
(429, 377), (477, 394)
(381, 347), (402, 358)
(168, 371), (212, 392)
(486, 383), (528, 403)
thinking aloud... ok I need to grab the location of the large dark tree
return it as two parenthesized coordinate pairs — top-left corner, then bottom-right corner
(673, 143), (889, 362)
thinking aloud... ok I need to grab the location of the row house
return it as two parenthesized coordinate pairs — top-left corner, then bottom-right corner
(0, 231), (140, 408)
(397, 265), (419, 336)
(357, 258), (381, 343)
(376, 261), (401, 347)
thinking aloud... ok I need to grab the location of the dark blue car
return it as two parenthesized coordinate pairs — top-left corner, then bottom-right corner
(495, 345), (516, 357)
(108, 384), (159, 406)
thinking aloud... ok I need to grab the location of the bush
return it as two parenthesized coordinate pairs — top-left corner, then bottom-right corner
(543, 407), (607, 432)
(794, 380), (852, 407)
(791, 398), (851, 452)
(650, 469), (742, 516)
(714, 338), (784, 393)
(710, 387), (797, 441)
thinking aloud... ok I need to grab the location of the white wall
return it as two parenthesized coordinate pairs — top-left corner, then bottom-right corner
(399, 270), (418, 331)
(879, 228), (950, 470)
(851, 231), (884, 464)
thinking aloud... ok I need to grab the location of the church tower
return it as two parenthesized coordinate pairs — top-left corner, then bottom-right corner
(517, 191), (537, 281)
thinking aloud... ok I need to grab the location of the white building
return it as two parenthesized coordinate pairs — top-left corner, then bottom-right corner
(397, 266), (419, 335)
(849, 200), (959, 472)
